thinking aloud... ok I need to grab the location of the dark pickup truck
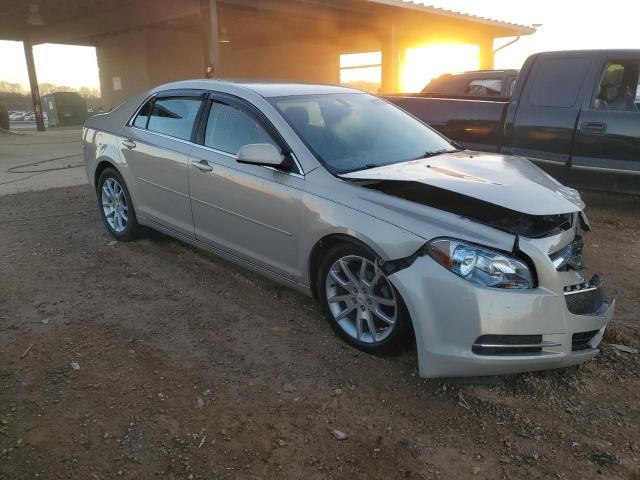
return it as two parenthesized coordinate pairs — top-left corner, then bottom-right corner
(386, 50), (640, 193)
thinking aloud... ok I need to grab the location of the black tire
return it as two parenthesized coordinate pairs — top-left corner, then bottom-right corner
(317, 242), (412, 356)
(97, 167), (144, 242)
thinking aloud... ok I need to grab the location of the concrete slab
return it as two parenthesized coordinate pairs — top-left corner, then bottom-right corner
(7, 120), (51, 130)
(0, 127), (88, 196)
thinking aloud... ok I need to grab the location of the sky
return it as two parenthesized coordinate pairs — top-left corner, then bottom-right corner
(0, 42), (100, 90)
(427, 0), (640, 69)
(1, 0), (639, 94)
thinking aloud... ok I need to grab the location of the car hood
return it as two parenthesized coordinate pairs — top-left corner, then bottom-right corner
(340, 151), (584, 216)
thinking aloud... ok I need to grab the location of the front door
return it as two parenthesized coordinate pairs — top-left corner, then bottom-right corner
(571, 57), (640, 191)
(122, 92), (205, 236)
(188, 96), (304, 281)
(508, 54), (593, 177)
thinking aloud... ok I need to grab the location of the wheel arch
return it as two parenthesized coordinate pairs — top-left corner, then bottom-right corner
(94, 159), (120, 189)
(307, 233), (382, 300)
(93, 159), (141, 216)
(310, 232), (417, 352)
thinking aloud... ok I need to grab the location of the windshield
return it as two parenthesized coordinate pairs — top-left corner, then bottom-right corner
(270, 93), (456, 174)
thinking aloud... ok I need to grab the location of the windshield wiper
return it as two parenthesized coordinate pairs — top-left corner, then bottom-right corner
(416, 148), (460, 160)
(342, 164), (380, 174)
(342, 145), (464, 174)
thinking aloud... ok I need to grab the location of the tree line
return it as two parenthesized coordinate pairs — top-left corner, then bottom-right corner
(0, 81), (102, 111)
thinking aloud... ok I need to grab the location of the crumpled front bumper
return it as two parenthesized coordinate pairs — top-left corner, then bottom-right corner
(390, 255), (614, 378)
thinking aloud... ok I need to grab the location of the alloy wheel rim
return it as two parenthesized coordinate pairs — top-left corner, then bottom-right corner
(325, 255), (398, 344)
(101, 178), (128, 233)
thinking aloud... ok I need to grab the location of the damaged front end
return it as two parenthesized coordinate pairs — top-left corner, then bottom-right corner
(339, 151), (605, 306)
(351, 179), (589, 283)
(340, 150), (587, 240)
(359, 180), (577, 238)
(338, 153), (613, 377)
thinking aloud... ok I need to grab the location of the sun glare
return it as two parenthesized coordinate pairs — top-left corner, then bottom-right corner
(400, 44), (480, 92)
(340, 44), (481, 94)
(340, 52), (382, 94)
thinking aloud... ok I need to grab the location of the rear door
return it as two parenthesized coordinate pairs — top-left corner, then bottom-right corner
(508, 54), (593, 172)
(122, 91), (205, 237)
(572, 55), (640, 181)
(188, 94), (304, 281)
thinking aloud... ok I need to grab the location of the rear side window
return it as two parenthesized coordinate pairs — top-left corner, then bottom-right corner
(204, 102), (279, 155)
(528, 57), (591, 108)
(147, 97), (203, 141)
(465, 79), (502, 96)
(132, 98), (153, 128)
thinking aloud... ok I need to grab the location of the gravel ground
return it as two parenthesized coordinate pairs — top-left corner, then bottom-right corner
(0, 185), (638, 479)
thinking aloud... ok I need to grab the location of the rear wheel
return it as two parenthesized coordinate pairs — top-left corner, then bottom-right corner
(318, 243), (411, 355)
(97, 167), (144, 242)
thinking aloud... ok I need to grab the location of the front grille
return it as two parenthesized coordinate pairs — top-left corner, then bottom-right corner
(564, 287), (605, 315)
(472, 334), (545, 355)
(572, 330), (599, 351)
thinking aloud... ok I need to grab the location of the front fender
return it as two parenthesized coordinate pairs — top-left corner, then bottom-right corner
(298, 191), (426, 286)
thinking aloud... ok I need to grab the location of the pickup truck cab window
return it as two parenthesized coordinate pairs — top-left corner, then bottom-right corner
(465, 79), (502, 96)
(595, 61), (640, 112)
(147, 96), (203, 141)
(528, 57), (591, 108)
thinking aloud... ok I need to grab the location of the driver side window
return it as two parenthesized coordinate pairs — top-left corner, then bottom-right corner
(205, 102), (280, 155)
(594, 61), (640, 112)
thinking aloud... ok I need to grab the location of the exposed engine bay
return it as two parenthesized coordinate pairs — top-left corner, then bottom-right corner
(357, 179), (575, 238)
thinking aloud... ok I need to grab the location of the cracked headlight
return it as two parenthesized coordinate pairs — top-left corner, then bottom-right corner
(427, 238), (534, 289)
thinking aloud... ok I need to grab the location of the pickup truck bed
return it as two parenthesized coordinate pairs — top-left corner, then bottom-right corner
(388, 96), (508, 152)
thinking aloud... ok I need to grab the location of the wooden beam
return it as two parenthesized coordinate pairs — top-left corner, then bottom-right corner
(200, 0), (221, 77)
(380, 22), (399, 93)
(23, 38), (45, 132)
(0, 32), (25, 42)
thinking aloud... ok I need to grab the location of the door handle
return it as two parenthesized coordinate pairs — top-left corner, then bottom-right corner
(122, 138), (136, 149)
(192, 159), (213, 173)
(580, 121), (607, 135)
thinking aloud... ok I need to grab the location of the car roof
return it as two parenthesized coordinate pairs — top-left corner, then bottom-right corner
(151, 79), (361, 98)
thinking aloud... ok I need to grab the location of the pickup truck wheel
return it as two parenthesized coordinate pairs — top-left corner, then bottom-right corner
(97, 168), (144, 242)
(319, 243), (411, 355)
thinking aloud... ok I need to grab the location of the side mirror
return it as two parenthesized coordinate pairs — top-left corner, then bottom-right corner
(237, 143), (285, 167)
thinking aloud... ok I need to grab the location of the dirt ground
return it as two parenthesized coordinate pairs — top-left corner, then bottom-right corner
(0, 185), (639, 480)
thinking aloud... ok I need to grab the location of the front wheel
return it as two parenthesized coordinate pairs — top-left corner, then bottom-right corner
(318, 243), (412, 355)
(97, 167), (144, 242)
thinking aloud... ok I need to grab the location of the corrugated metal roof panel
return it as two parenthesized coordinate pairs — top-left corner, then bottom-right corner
(366, 0), (536, 35)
